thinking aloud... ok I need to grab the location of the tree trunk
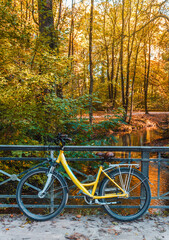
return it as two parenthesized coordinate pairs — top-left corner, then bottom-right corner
(38, 0), (63, 98)
(103, 3), (111, 99)
(56, 0), (62, 53)
(89, 0), (94, 125)
(109, 39), (115, 101)
(144, 37), (151, 114)
(110, 8), (117, 102)
(68, 0), (74, 97)
(68, 0), (74, 58)
(38, 0), (56, 49)
(112, 59), (120, 109)
(125, 0), (132, 119)
(129, 42), (140, 122)
(120, 0), (125, 109)
(125, 0), (139, 120)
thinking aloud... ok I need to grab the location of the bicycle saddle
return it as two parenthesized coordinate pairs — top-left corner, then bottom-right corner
(95, 152), (115, 159)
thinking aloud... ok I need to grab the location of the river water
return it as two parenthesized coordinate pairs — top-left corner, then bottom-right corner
(113, 129), (169, 212)
(113, 128), (162, 146)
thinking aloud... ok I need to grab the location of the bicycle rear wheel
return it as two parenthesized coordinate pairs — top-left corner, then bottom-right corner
(99, 168), (151, 221)
(16, 168), (68, 221)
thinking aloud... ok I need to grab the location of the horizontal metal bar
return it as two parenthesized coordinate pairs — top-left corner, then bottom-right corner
(0, 204), (19, 208)
(1, 204), (169, 209)
(0, 204), (101, 209)
(149, 206), (169, 209)
(0, 195), (16, 198)
(0, 157), (169, 162)
(0, 145), (169, 152)
(0, 157), (48, 161)
(0, 195), (84, 199)
(0, 145), (60, 151)
(1, 195), (169, 200)
(64, 146), (169, 152)
(67, 205), (169, 209)
(151, 197), (169, 199)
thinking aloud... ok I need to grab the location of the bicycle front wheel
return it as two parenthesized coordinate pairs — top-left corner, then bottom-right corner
(99, 168), (151, 221)
(16, 168), (68, 221)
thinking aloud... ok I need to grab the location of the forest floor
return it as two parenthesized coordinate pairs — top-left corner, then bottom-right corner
(0, 213), (169, 240)
(89, 111), (169, 133)
(119, 112), (169, 132)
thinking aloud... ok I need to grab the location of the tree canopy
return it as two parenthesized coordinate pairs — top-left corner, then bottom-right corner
(0, 0), (169, 143)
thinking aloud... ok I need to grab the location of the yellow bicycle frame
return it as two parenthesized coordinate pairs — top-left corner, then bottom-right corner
(56, 151), (128, 199)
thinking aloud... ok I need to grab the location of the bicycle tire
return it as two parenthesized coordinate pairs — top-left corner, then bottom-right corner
(16, 168), (68, 221)
(99, 168), (151, 221)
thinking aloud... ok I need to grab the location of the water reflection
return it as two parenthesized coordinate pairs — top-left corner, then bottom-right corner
(149, 163), (169, 212)
(113, 129), (162, 146)
(111, 129), (169, 212)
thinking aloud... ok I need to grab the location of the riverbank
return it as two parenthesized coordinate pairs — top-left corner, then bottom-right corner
(87, 111), (169, 132)
(0, 213), (169, 240)
(116, 112), (169, 146)
(81, 111), (169, 145)
(111, 112), (169, 133)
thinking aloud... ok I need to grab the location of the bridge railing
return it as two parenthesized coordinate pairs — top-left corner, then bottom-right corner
(0, 145), (169, 209)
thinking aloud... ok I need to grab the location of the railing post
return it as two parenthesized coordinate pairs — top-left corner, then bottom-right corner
(141, 150), (150, 208)
(141, 151), (150, 178)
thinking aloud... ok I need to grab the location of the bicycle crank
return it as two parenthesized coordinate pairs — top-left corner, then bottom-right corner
(95, 199), (121, 205)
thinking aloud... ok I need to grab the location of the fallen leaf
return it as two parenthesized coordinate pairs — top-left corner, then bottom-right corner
(65, 232), (89, 240)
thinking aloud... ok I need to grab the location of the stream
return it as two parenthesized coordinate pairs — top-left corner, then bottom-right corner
(113, 128), (169, 212)
(113, 128), (162, 146)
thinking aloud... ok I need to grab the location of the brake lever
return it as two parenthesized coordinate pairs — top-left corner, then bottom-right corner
(65, 137), (72, 142)
(52, 134), (72, 145)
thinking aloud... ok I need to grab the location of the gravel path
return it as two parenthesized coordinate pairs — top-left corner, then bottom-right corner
(0, 213), (169, 240)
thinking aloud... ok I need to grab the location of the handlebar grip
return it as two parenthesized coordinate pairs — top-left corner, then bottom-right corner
(46, 133), (71, 145)
(57, 133), (72, 143)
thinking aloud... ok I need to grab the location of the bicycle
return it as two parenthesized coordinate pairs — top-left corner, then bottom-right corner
(16, 134), (151, 222)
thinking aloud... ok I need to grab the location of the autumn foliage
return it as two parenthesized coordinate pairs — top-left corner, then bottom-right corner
(0, 0), (169, 144)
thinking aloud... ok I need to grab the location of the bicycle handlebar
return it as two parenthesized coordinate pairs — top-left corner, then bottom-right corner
(49, 133), (72, 146)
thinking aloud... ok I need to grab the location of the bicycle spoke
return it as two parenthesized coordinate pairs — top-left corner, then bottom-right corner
(129, 178), (147, 193)
(99, 168), (151, 221)
(17, 169), (68, 221)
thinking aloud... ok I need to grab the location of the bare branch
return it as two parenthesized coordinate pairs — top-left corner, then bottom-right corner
(131, 14), (169, 36)
(32, 0), (39, 25)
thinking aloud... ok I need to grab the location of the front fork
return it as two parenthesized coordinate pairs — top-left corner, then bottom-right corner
(38, 165), (55, 198)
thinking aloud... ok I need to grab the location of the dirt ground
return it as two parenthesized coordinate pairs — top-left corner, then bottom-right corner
(0, 213), (169, 240)
(82, 111), (169, 133)
(127, 112), (169, 131)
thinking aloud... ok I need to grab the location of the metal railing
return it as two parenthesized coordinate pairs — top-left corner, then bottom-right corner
(0, 145), (169, 209)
